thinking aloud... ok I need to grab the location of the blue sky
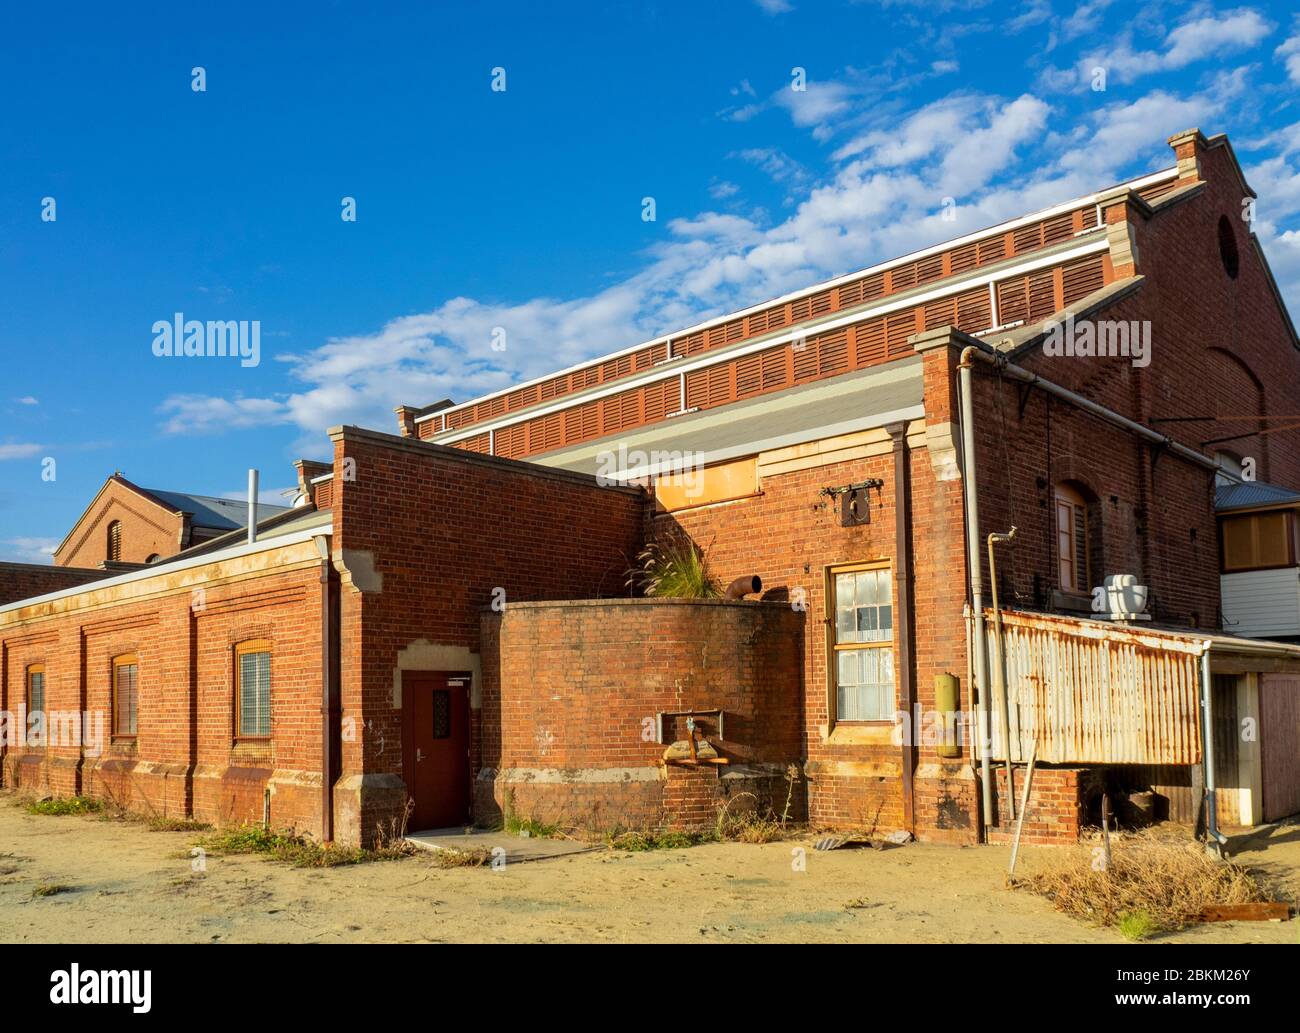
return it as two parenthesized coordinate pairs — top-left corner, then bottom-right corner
(2, 0), (1299, 562)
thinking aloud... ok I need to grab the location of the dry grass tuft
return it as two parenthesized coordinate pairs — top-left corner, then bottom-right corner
(1018, 834), (1267, 934)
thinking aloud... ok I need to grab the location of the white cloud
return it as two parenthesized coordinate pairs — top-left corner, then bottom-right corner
(754, 0), (793, 13)
(154, 63), (1300, 447)
(1, 537), (58, 563)
(773, 80), (856, 140)
(709, 179), (740, 200)
(1044, 8), (1273, 90)
(0, 443), (44, 460)
(734, 147), (810, 187)
(15, 396), (38, 406)
(157, 395), (291, 436)
(1278, 33), (1300, 84)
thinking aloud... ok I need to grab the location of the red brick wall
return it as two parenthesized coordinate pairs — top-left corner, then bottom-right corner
(477, 598), (805, 832)
(987, 766), (1086, 846)
(0, 563), (325, 835)
(329, 428), (646, 842)
(0, 563), (111, 606)
(659, 430), (976, 841)
(54, 479), (183, 568)
(971, 138), (1300, 629)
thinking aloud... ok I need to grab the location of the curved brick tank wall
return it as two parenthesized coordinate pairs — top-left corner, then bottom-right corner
(477, 598), (805, 833)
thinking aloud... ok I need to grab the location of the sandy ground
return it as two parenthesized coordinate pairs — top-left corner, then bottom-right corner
(2, 800), (1298, 944)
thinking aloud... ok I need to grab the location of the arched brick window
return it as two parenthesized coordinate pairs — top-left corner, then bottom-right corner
(106, 520), (122, 562)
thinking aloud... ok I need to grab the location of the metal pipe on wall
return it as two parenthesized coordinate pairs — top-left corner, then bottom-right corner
(888, 422), (916, 834)
(987, 527), (1018, 820)
(1200, 641), (1227, 854)
(957, 352), (995, 829)
(957, 339), (1234, 835)
(247, 468), (259, 545)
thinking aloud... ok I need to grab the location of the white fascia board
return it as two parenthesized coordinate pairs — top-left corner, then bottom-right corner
(418, 167), (1173, 427)
(0, 521), (333, 616)
(434, 237), (1106, 445)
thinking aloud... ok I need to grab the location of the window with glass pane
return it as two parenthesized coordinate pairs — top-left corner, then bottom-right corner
(238, 650), (271, 738)
(27, 668), (45, 715)
(832, 566), (894, 721)
(113, 658), (138, 737)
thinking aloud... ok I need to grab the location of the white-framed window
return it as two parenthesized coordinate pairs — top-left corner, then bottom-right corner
(830, 563), (894, 722)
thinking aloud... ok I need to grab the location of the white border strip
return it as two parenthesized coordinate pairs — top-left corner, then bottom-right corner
(573, 404), (927, 480)
(419, 166), (1174, 426)
(0, 519), (333, 616)
(435, 237), (1106, 445)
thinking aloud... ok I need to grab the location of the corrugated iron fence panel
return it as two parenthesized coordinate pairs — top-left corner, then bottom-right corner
(982, 611), (1203, 765)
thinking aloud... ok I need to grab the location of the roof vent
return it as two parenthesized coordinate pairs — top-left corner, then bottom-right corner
(1102, 574), (1150, 621)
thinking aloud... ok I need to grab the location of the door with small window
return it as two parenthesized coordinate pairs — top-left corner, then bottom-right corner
(401, 670), (471, 830)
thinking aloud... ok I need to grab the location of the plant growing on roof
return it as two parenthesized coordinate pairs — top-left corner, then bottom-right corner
(627, 537), (720, 599)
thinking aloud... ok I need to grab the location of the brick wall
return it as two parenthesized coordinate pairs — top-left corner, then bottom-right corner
(54, 478), (183, 568)
(0, 562), (111, 606)
(477, 598), (805, 832)
(0, 553), (325, 835)
(327, 427), (646, 844)
(987, 766), (1087, 846)
(969, 135), (1300, 629)
(659, 428), (977, 841)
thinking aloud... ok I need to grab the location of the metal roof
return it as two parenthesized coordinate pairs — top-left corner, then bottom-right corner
(144, 489), (291, 530)
(527, 356), (924, 478)
(1215, 480), (1300, 512)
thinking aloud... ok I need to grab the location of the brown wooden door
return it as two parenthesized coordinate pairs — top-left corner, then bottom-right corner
(1261, 674), (1300, 822)
(402, 671), (471, 831)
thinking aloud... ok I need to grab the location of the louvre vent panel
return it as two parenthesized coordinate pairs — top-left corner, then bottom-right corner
(1061, 254), (1105, 306)
(853, 318), (886, 367)
(950, 243), (978, 273)
(886, 313), (918, 356)
(1042, 213), (1074, 246)
(890, 263), (918, 291)
(818, 330), (849, 376)
(924, 298), (955, 331)
(955, 288), (993, 332)
(998, 277), (1029, 325)
(915, 254), (944, 286)
(437, 198), (1124, 443)
(1027, 271), (1058, 323)
(736, 354), (762, 397)
(978, 237), (1007, 264)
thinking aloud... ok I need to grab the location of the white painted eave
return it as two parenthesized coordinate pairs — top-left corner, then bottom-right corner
(0, 517), (333, 616)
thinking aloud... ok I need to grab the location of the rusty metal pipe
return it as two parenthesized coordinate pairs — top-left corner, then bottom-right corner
(724, 575), (762, 599)
(988, 526), (1018, 820)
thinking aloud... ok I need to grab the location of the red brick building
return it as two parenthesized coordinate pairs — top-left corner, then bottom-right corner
(52, 473), (290, 569)
(4, 129), (1300, 847)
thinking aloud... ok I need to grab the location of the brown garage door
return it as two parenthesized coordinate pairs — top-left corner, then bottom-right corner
(1261, 674), (1300, 822)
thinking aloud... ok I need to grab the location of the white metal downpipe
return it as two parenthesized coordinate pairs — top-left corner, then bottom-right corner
(247, 469), (259, 545)
(957, 351), (995, 829)
(1200, 641), (1227, 853)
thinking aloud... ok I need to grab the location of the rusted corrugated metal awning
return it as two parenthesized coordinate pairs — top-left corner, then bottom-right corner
(979, 610), (1205, 765)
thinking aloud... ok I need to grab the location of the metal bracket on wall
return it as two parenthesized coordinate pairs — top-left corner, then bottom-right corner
(819, 479), (884, 527)
(656, 709), (724, 745)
